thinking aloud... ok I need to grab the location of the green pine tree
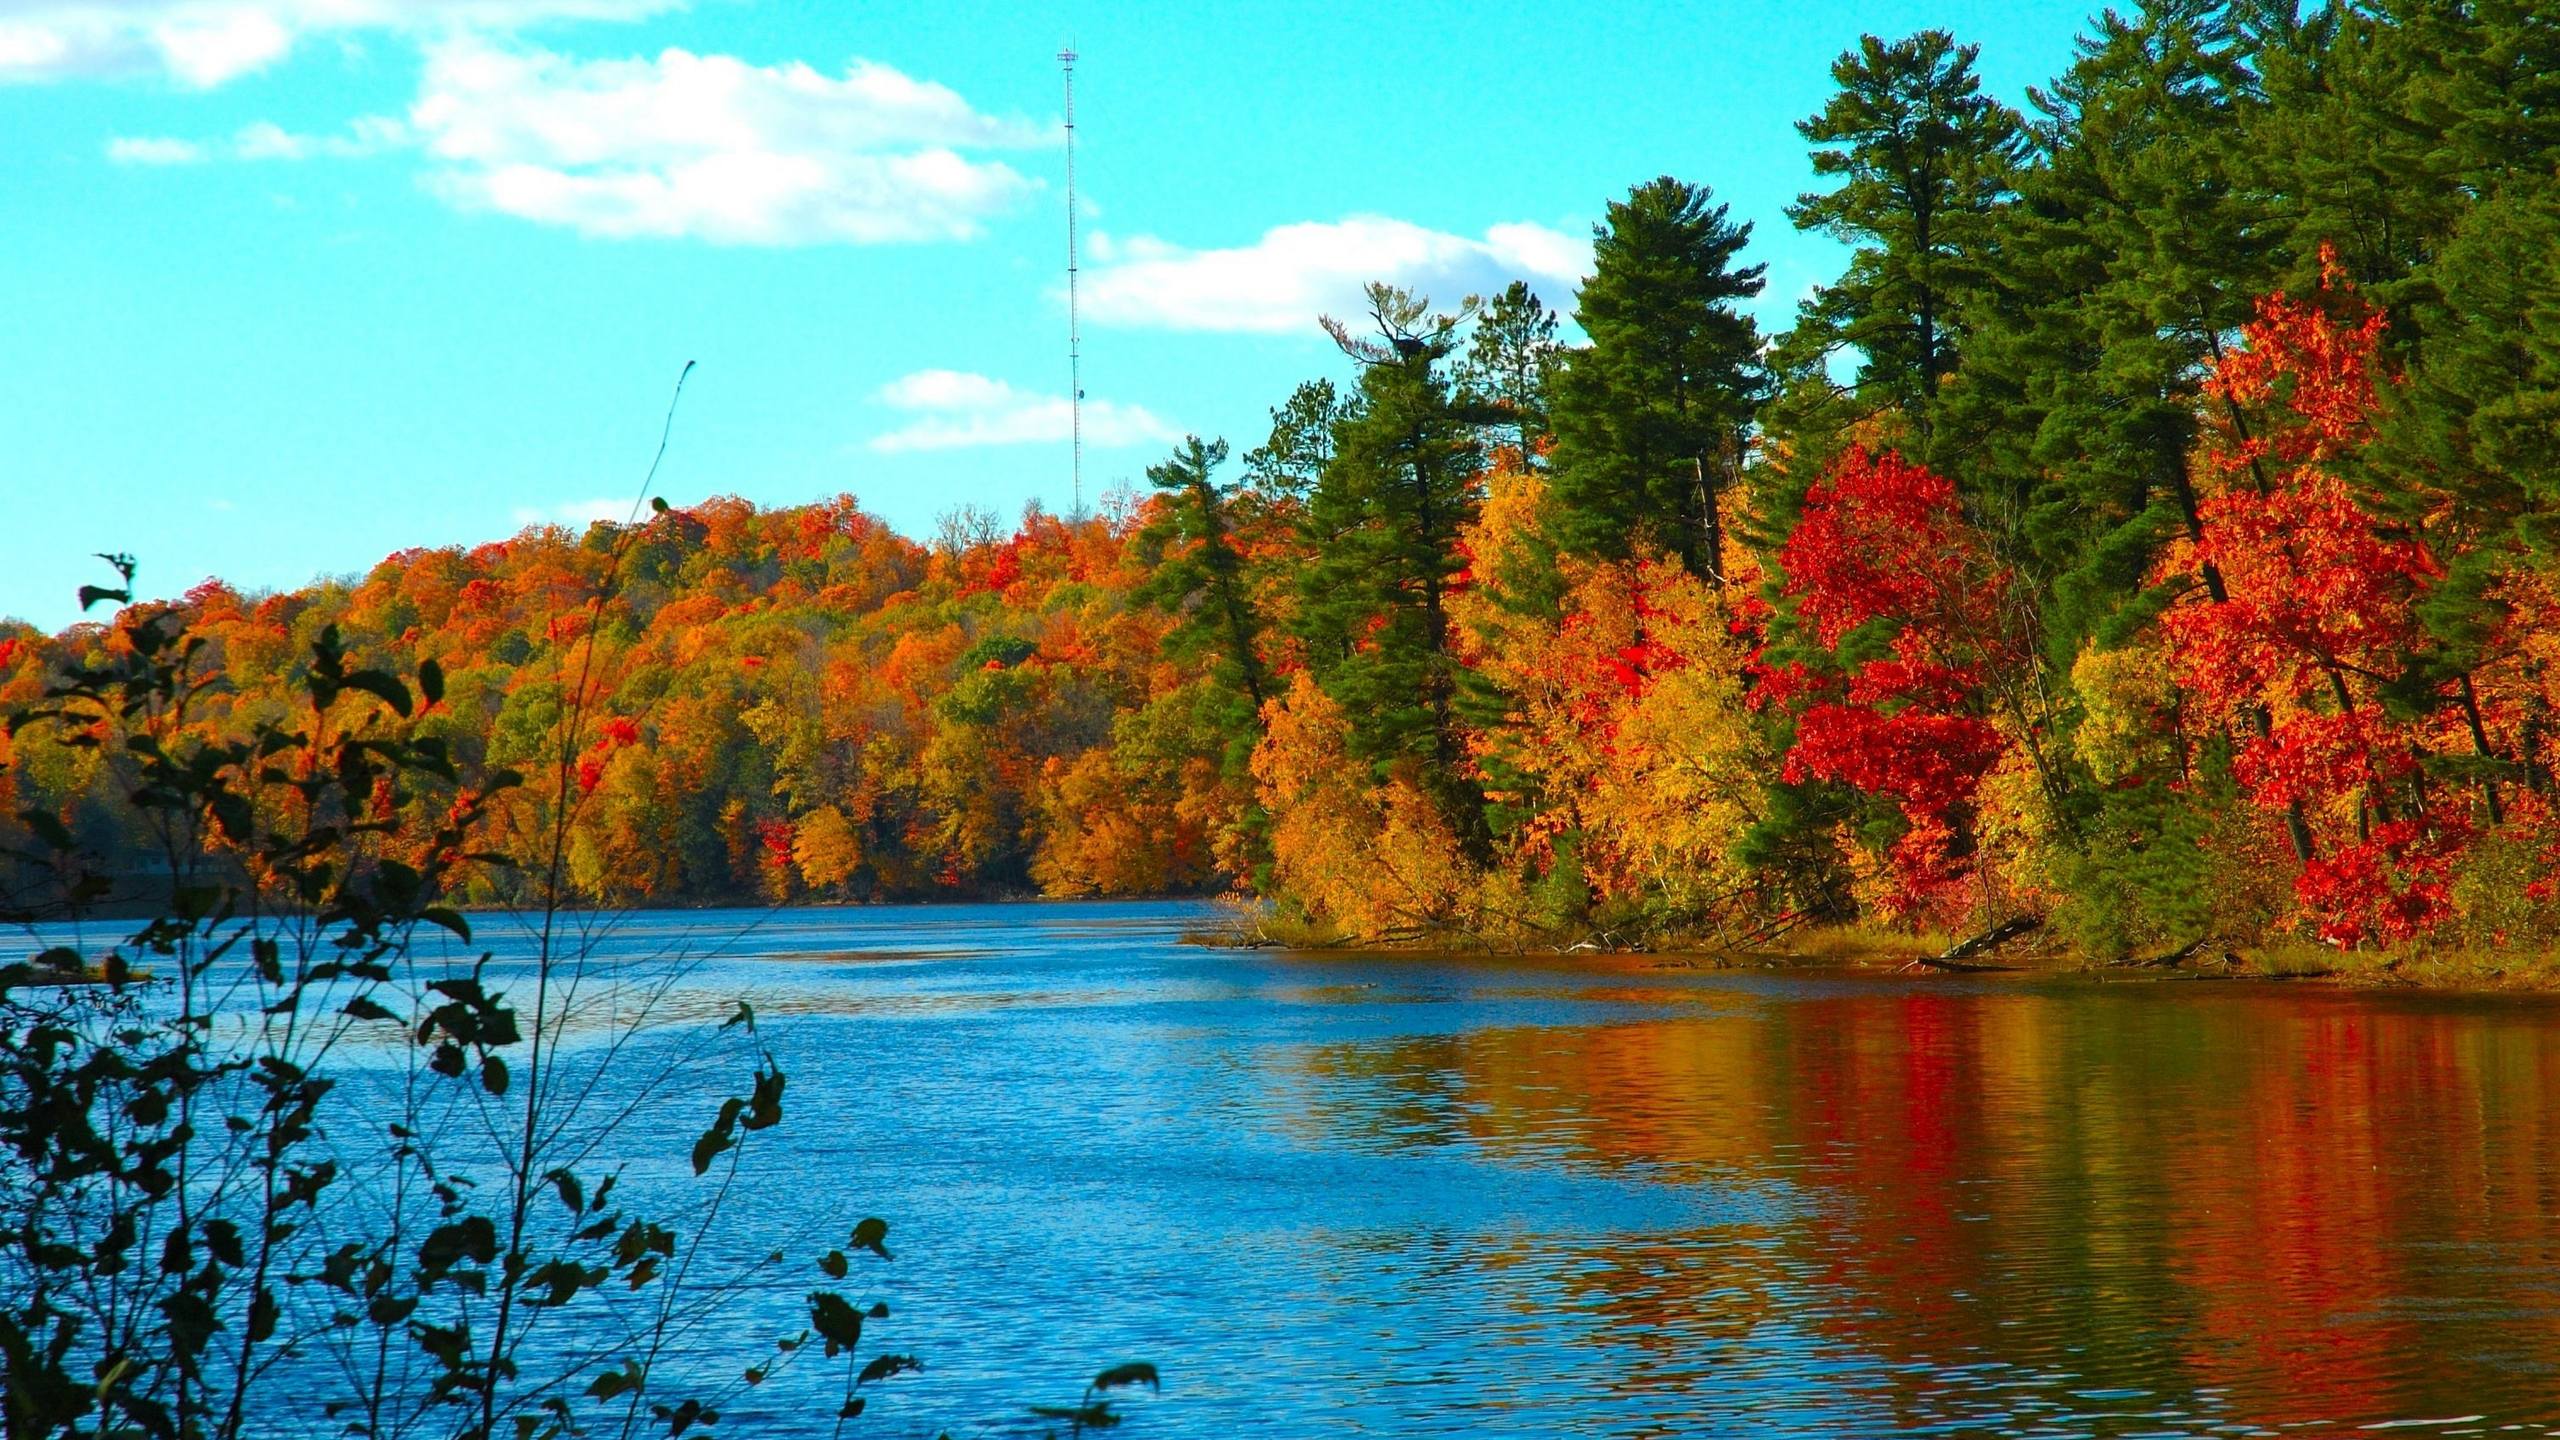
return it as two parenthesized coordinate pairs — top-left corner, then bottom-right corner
(1456, 280), (1561, 467)
(1782, 30), (2029, 444)
(1295, 285), (1492, 850)
(1944, 2), (2282, 659)
(1134, 435), (1270, 715)
(1546, 176), (1767, 581)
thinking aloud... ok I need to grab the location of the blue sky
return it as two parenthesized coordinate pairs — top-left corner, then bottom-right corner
(2, 0), (2095, 631)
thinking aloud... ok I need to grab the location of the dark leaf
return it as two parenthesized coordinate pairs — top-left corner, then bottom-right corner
(419, 1215), (497, 1273)
(742, 1064), (784, 1130)
(1092, 1362), (1159, 1392)
(690, 1126), (731, 1177)
(524, 1259), (602, 1307)
(18, 810), (74, 852)
(855, 1354), (922, 1386)
(807, 1292), (864, 1355)
(343, 669), (413, 716)
(247, 1288), (278, 1343)
(691, 1097), (743, 1175)
(203, 1219), (245, 1268)
(849, 1217), (891, 1259)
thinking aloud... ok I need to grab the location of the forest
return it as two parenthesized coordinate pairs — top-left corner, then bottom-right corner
(9, 1), (2560, 960)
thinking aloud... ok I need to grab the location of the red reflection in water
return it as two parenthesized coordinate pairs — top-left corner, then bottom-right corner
(1310, 978), (2560, 1429)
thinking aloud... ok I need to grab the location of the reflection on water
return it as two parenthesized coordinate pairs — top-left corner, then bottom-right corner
(1290, 987), (2560, 1436)
(54, 902), (2560, 1436)
(668, 908), (2560, 1436)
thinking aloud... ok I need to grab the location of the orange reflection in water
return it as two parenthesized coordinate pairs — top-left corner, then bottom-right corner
(1301, 975), (2560, 1431)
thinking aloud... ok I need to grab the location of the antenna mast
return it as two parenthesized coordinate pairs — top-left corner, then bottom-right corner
(1059, 44), (1082, 518)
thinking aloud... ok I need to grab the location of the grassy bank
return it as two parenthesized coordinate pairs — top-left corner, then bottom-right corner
(1185, 908), (2560, 994)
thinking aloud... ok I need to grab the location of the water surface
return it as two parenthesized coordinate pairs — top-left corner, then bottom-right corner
(170, 903), (2560, 1434)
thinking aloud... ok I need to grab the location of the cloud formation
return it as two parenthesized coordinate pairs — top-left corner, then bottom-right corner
(0, 0), (670, 87)
(1080, 216), (1592, 334)
(867, 369), (1175, 454)
(408, 40), (1042, 245)
(104, 134), (205, 164)
(237, 114), (409, 158)
(108, 115), (408, 164)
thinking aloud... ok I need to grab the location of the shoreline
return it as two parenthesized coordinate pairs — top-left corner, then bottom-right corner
(23, 895), (2560, 996)
(1187, 918), (2560, 996)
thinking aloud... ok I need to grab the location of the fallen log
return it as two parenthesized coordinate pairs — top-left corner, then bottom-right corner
(2109, 937), (2206, 970)
(1943, 915), (2041, 961)
(1898, 915), (2040, 973)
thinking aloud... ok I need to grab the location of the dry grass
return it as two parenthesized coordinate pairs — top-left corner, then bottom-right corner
(1759, 922), (1961, 965)
(2259, 940), (2560, 991)
(2092, 938), (2560, 992)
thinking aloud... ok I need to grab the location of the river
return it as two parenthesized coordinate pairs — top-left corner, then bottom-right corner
(396, 899), (2560, 1439)
(38, 898), (2560, 1436)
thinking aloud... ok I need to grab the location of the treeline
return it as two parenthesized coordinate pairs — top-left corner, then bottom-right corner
(11, 1), (2560, 955)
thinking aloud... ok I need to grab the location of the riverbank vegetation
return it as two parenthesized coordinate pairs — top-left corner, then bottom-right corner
(11, 3), (2560, 969)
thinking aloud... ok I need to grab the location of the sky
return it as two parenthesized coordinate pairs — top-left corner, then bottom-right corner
(2, 0), (2098, 632)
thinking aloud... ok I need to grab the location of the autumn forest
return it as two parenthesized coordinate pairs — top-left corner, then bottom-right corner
(10, 3), (2560, 961)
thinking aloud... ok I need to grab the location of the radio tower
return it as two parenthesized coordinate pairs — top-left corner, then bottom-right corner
(1059, 44), (1083, 518)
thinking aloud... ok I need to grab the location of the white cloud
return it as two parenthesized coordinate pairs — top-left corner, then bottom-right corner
(108, 114), (407, 164)
(409, 39), (1041, 244)
(1080, 216), (1592, 334)
(0, 0), (674, 87)
(512, 497), (635, 527)
(106, 134), (205, 164)
(877, 369), (1017, 411)
(234, 114), (408, 158)
(866, 369), (1174, 454)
